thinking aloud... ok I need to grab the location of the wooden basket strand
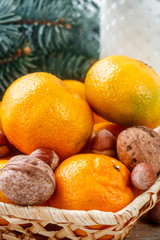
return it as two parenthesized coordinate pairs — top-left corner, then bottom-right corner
(0, 175), (159, 240)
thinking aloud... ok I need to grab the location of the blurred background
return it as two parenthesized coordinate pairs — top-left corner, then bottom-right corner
(100, 0), (160, 73)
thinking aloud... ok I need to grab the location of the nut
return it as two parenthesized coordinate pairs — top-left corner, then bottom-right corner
(131, 163), (157, 190)
(92, 129), (116, 157)
(0, 155), (56, 205)
(0, 130), (11, 158)
(117, 126), (160, 172)
(30, 148), (59, 170)
(0, 130), (8, 146)
(0, 145), (11, 158)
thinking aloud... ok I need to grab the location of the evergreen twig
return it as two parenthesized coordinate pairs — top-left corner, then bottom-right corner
(40, 51), (96, 80)
(0, 41), (36, 92)
(0, 0), (21, 59)
(0, 0), (100, 95)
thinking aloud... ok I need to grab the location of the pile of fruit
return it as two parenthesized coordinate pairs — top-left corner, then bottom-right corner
(0, 55), (160, 235)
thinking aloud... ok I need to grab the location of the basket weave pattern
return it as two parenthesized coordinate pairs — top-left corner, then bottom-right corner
(0, 175), (159, 240)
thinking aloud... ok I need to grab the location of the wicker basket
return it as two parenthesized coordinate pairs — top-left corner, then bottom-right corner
(0, 174), (159, 240)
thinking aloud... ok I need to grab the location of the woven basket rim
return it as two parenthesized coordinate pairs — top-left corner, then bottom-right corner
(0, 175), (159, 226)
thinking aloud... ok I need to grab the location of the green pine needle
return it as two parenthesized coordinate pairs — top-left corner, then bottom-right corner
(40, 51), (97, 80)
(0, 0), (22, 59)
(0, 0), (100, 96)
(0, 43), (36, 93)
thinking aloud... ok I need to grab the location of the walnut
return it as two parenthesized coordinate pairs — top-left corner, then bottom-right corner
(0, 155), (56, 205)
(117, 126), (160, 172)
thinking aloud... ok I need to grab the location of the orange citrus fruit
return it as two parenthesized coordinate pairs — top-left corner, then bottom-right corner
(50, 154), (135, 240)
(2, 73), (93, 160)
(63, 80), (86, 100)
(49, 154), (135, 212)
(85, 55), (160, 128)
(0, 159), (14, 225)
(93, 113), (107, 124)
(63, 79), (107, 124)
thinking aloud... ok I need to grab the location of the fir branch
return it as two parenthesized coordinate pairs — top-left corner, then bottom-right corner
(39, 51), (97, 80)
(0, 46), (31, 65)
(16, 0), (82, 24)
(67, 28), (99, 59)
(15, 0), (78, 53)
(0, 44), (36, 93)
(0, 0), (100, 95)
(15, 18), (71, 29)
(15, 0), (99, 54)
(0, 0), (22, 59)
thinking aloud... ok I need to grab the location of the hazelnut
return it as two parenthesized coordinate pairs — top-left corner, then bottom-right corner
(92, 129), (116, 157)
(131, 163), (157, 190)
(0, 130), (8, 145)
(0, 131), (11, 158)
(117, 126), (160, 172)
(0, 155), (56, 205)
(0, 145), (11, 158)
(30, 148), (59, 170)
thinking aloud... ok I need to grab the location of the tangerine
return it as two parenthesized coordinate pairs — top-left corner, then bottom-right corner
(63, 79), (107, 124)
(49, 154), (135, 240)
(49, 154), (135, 212)
(63, 80), (86, 100)
(85, 55), (160, 128)
(2, 73), (93, 160)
